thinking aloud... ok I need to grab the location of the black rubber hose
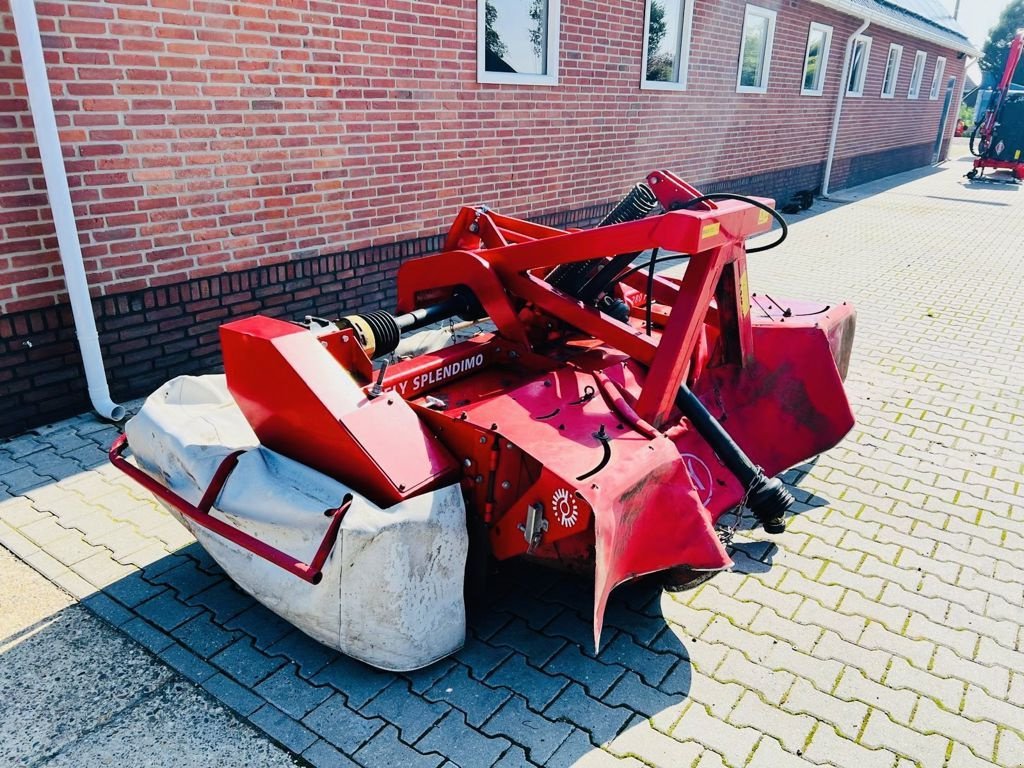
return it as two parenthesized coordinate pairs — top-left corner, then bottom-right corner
(675, 383), (793, 532)
(671, 193), (788, 253)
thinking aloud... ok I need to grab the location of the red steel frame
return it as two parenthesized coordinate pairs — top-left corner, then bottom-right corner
(109, 434), (351, 584)
(397, 171), (771, 429)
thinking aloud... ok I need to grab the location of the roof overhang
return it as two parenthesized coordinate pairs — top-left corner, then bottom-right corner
(809, 0), (982, 57)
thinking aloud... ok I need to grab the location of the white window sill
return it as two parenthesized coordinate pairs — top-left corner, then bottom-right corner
(641, 79), (688, 92)
(801, 88), (825, 96)
(736, 85), (768, 94)
(477, 72), (559, 86)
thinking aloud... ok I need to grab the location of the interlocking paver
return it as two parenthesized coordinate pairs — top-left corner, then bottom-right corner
(415, 710), (511, 768)
(424, 663), (511, 727)
(545, 682), (633, 745)
(486, 652), (568, 710)
(482, 694), (574, 765)
(360, 679), (450, 743)
(302, 693), (385, 753)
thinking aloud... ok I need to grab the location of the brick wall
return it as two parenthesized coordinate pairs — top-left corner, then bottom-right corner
(0, 0), (966, 435)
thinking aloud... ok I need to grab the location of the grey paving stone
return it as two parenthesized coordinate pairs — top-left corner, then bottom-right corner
(490, 617), (568, 666)
(103, 569), (168, 608)
(355, 725), (443, 768)
(425, 663), (511, 727)
(470, 608), (513, 641)
(81, 592), (134, 628)
(602, 598), (667, 647)
(212, 638), (287, 687)
(121, 616), (175, 654)
(415, 710), (511, 768)
(544, 683), (632, 745)
(158, 642), (217, 684)
(482, 695), (575, 765)
(172, 611), (238, 658)
(486, 653), (568, 711)
(303, 693), (385, 753)
(203, 672), (267, 717)
(225, 603), (295, 650)
(255, 664), (333, 719)
(136, 589), (203, 631)
(313, 656), (397, 709)
(266, 630), (338, 679)
(455, 636), (514, 680)
(493, 589), (565, 630)
(302, 739), (361, 768)
(544, 644), (626, 699)
(404, 658), (457, 694)
(545, 727), (599, 767)
(150, 557), (224, 599)
(597, 632), (676, 687)
(602, 670), (679, 718)
(492, 745), (539, 768)
(250, 703), (318, 754)
(543, 609), (597, 649)
(360, 679), (450, 743)
(2, 467), (52, 493)
(187, 579), (255, 623)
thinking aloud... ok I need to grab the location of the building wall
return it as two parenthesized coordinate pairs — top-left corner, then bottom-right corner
(0, 0), (965, 435)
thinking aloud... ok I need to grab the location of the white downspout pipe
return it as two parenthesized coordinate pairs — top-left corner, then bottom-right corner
(822, 18), (870, 197)
(12, 0), (125, 422)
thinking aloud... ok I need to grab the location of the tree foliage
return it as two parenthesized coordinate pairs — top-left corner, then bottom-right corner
(981, 0), (1024, 83)
(646, 1), (674, 81)
(485, 1), (508, 60)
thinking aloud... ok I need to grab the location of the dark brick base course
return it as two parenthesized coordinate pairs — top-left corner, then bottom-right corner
(0, 147), (931, 437)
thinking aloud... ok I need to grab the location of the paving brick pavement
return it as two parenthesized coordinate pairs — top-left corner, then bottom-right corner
(1, 145), (1022, 767)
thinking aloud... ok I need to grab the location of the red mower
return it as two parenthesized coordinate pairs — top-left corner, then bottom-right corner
(111, 171), (855, 670)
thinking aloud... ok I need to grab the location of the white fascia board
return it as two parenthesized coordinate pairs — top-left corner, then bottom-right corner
(807, 0), (980, 57)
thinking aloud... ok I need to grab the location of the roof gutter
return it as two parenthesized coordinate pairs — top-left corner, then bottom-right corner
(822, 18), (871, 197)
(11, 0), (125, 424)
(809, 0), (980, 57)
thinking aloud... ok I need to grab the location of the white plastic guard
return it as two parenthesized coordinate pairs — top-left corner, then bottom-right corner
(125, 375), (468, 671)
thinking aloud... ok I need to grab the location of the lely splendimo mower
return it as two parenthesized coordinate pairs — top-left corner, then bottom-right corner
(111, 171), (855, 671)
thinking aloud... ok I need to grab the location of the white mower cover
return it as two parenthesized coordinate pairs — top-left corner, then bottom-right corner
(125, 375), (468, 671)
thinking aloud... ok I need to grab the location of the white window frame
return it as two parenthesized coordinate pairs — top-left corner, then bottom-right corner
(881, 43), (903, 98)
(640, 0), (696, 91)
(477, 0), (561, 85)
(800, 22), (833, 96)
(845, 34), (872, 97)
(930, 56), (946, 99)
(736, 4), (777, 94)
(908, 50), (926, 98)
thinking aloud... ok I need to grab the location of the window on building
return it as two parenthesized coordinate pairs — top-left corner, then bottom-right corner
(801, 22), (833, 95)
(881, 43), (903, 98)
(846, 35), (871, 96)
(930, 56), (946, 99)
(478, 0), (560, 84)
(908, 50), (926, 98)
(641, 0), (695, 90)
(736, 5), (777, 93)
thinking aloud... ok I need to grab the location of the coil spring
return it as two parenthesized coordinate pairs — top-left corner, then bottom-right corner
(548, 183), (659, 297)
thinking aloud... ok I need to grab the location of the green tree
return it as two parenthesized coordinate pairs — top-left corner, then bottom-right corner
(980, 0), (1024, 83)
(485, 1), (508, 60)
(646, 0), (673, 80)
(529, 0), (545, 66)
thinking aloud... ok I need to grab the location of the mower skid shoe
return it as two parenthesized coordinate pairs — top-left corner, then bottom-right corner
(591, 457), (732, 650)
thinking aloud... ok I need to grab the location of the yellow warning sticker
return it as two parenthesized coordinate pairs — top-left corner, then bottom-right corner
(701, 222), (721, 240)
(739, 271), (750, 316)
(1016, 149), (1021, 160)
(757, 210), (770, 225)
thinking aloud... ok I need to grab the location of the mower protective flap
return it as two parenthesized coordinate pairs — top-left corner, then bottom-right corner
(124, 374), (468, 671)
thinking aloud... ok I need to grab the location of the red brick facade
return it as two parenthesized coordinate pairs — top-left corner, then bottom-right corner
(0, 0), (967, 434)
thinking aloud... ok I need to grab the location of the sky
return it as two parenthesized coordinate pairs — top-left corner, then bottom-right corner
(942, 0), (1011, 47)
